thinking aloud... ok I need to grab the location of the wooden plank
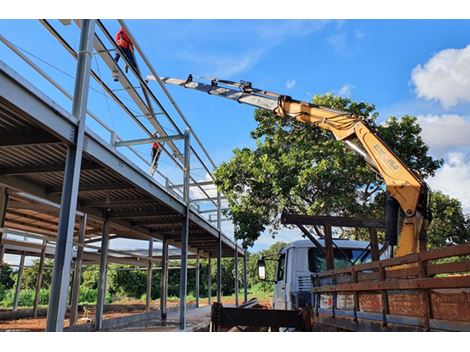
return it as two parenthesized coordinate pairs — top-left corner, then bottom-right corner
(313, 275), (470, 292)
(281, 212), (385, 228)
(420, 243), (470, 262)
(324, 224), (334, 271)
(369, 227), (379, 261)
(427, 261), (470, 276)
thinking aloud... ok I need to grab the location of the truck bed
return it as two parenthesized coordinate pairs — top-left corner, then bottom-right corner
(311, 243), (470, 331)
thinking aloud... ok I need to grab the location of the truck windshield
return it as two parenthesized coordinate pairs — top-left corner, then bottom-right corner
(308, 247), (372, 272)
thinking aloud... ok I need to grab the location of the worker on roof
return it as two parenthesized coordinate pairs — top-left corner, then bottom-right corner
(151, 132), (163, 168)
(112, 27), (137, 81)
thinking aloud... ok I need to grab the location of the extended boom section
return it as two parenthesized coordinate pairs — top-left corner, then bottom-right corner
(161, 75), (429, 257)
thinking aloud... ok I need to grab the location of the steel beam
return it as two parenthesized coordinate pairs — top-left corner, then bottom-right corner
(190, 196), (226, 203)
(70, 214), (87, 326)
(48, 182), (132, 194)
(195, 250), (200, 308)
(0, 187), (8, 273)
(46, 19), (95, 333)
(216, 192), (222, 303)
(234, 243), (239, 307)
(170, 181), (215, 189)
(81, 198), (156, 208)
(197, 208), (229, 215)
(243, 250), (248, 304)
(0, 130), (60, 148)
(115, 134), (184, 147)
(160, 236), (168, 321)
(33, 240), (47, 317)
(146, 238), (153, 312)
(207, 254), (212, 305)
(179, 128), (190, 330)
(13, 252), (25, 311)
(95, 211), (110, 330)
(0, 162), (101, 176)
(109, 208), (175, 219)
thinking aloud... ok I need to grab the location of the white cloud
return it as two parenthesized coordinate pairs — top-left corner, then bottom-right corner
(179, 49), (263, 78)
(412, 44), (470, 108)
(337, 83), (353, 97)
(251, 227), (302, 252)
(286, 79), (296, 90)
(428, 152), (470, 212)
(326, 32), (347, 52)
(189, 172), (218, 200)
(255, 20), (330, 43)
(417, 114), (470, 154)
(178, 20), (329, 79)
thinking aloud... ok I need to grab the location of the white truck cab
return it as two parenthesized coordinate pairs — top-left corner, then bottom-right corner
(270, 239), (383, 310)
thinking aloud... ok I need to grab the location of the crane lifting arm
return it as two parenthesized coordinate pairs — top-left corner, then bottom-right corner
(157, 75), (430, 256)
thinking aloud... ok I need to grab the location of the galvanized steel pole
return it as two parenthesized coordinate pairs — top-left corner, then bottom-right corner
(46, 19), (95, 332)
(0, 187), (9, 274)
(195, 251), (200, 308)
(216, 192), (222, 303)
(243, 250), (248, 304)
(146, 238), (153, 311)
(179, 128), (191, 330)
(70, 214), (87, 325)
(234, 243), (239, 307)
(33, 240), (47, 317)
(13, 253), (25, 311)
(160, 237), (168, 321)
(95, 211), (110, 331)
(207, 254), (212, 305)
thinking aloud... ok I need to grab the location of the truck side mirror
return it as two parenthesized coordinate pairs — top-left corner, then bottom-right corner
(257, 258), (266, 281)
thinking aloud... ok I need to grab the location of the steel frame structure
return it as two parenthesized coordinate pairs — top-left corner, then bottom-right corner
(0, 19), (244, 332)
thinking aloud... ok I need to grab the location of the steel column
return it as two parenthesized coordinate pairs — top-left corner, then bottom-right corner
(179, 128), (191, 330)
(243, 250), (248, 304)
(207, 255), (212, 305)
(195, 251), (200, 307)
(160, 237), (168, 321)
(33, 240), (47, 317)
(234, 243), (239, 307)
(70, 214), (87, 326)
(216, 191), (222, 303)
(146, 238), (153, 311)
(46, 19), (95, 332)
(0, 187), (9, 273)
(13, 253), (25, 311)
(95, 211), (110, 331)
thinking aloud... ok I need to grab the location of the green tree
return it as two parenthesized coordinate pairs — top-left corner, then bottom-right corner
(0, 265), (15, 289)
(215, 93), (442, 248)
(21, 259), (53, 290)
(427, 191), (470, 249)
(246, 242), (286, 293)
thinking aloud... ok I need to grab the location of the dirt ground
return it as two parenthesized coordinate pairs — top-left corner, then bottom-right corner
(0, 297), (272, 332)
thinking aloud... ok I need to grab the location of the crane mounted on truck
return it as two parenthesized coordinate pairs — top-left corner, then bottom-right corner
(156, 74), (429, 258)
(151, 75), (470, 332)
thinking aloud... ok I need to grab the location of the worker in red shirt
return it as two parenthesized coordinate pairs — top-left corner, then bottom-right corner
(113, 27), (137, 81)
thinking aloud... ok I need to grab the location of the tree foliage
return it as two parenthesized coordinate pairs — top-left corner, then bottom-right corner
(0, 265), (15, 289)
(215, 93), (443, 248)
(427, 191), (470, 249)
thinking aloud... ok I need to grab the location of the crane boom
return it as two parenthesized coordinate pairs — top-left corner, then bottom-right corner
(158, 75), (430, 256)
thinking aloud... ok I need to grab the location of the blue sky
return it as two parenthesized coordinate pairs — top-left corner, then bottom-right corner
(1, 19), (470, 259)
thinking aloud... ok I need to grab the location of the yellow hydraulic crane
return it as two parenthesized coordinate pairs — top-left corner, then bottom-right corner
(158, 75), (431, 257)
